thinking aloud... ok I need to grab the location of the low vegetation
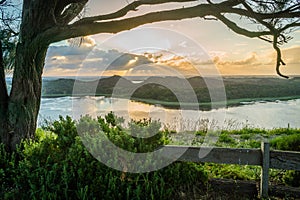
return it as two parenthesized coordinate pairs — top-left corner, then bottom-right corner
(1, 114), (299, 199)
(191, 127), (300, 188)
(0, 114), (206, 200)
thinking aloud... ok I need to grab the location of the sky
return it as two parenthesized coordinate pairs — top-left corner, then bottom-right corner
(43, 0), (300, 77)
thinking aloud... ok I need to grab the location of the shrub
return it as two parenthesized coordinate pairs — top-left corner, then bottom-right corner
(217, 133), (237, 146)
(240, 133), (251, 140)
(1, 114), (207, 200)
(270, 134), (300, 187)
(268, 128), (300, 136)
(270, 134), (300, 151)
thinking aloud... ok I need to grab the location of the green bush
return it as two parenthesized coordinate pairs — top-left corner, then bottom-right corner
(268, 128), (300, 136)
(270, 134), (300, 187)
(237, 139), (260, 148)
(0, 114), (207, 200)
(240, 133), (251, 140)
(270, 134), (300, 151)
(217, 133), (237, 146)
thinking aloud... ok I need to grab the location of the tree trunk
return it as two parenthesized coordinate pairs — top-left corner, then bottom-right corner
(0, 40), (10, 151)
(4, 43), (48, 151)
(0, 0), (53, 151)
(0, 41), (48, 151)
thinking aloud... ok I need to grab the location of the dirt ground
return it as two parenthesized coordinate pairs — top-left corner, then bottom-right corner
(174, 178), (300, 200)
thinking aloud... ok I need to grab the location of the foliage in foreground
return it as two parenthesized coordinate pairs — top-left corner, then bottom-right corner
(1, 115), (300, 199)
(0, 114), (207, 200)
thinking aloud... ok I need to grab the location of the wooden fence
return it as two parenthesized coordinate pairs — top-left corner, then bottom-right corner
(163, 141), (300, 199)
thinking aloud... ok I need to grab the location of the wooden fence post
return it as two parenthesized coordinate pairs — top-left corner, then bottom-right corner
(260, 141), (270, 199)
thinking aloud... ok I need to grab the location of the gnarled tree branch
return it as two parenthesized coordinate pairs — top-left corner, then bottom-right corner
(57, 1), (88, 25)
(32, 0), (300, 78)
(74, 0), (198, 25)
(213, 13), (272, 38)
(273, 33), (289, 79)
(38, 4), (213, 44)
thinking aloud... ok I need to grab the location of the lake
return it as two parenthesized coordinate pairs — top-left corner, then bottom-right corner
(38, 96), (300, 130)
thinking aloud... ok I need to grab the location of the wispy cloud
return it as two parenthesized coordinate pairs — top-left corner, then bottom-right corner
(216, 52), (258, 66)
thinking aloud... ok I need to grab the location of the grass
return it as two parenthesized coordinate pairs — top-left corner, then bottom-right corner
(168, 126), (300, 190)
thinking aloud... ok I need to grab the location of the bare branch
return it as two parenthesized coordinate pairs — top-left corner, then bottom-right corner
(57, 1), (88, 25)
(74, 0), (198, 25)
(219, 7), (300, 20)
(42, 2), (276, 44)
(279, 21), (300, 32)
(258, 36), (273, 43)
(241, 1), (275, 31)
(39, 4), (213, 44)
(273, 34), (289, 79)
(213, 13), (272, 38)
(0, 0), (6, 6)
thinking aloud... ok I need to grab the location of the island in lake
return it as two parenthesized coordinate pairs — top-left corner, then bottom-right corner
(41, 75), (300, 110)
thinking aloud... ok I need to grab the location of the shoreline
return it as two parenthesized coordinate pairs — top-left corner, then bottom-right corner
(130, 95), (300, 110)
(41, 94), (300, 110)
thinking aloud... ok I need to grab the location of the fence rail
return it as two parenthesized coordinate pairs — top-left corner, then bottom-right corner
(164, 142), (300, 199)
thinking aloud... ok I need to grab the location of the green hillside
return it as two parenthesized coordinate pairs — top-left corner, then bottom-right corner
(42, 76), (300, 109)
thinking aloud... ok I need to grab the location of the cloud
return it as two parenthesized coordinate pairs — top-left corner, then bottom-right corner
(216, 52), (258, 66)
(208, 51), (227, 58)
(150, 52), (259, 73)
(261, 45), (300, 66)
(44, 45), (153, 76)
(45, 45), (92, 73)
(214, 45), (300, 75)
(44, 43), (300, 77)
(109, 53), (152, 69)
(213, 52), (271, 75)
(51, 56), (67, 62)
(281, 46), (300, 64)
(140, 53), (217, 75)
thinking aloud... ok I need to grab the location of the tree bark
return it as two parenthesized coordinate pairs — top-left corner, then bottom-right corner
(0, 0), (52, 151)
(5, 43), (48, 151)
(0, 40), (10, 151)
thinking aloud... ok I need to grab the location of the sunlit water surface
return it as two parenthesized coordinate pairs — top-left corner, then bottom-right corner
(39, 97), (300, 130)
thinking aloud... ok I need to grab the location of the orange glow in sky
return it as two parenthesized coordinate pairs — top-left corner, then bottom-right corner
(44, 0), (300, 77)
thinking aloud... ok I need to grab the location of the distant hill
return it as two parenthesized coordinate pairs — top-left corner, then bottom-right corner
(42, 75), (132, 97)
(41, 76), (300, 109)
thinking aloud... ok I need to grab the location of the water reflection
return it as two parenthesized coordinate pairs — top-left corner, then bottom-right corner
(39, 97), (300, 130)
